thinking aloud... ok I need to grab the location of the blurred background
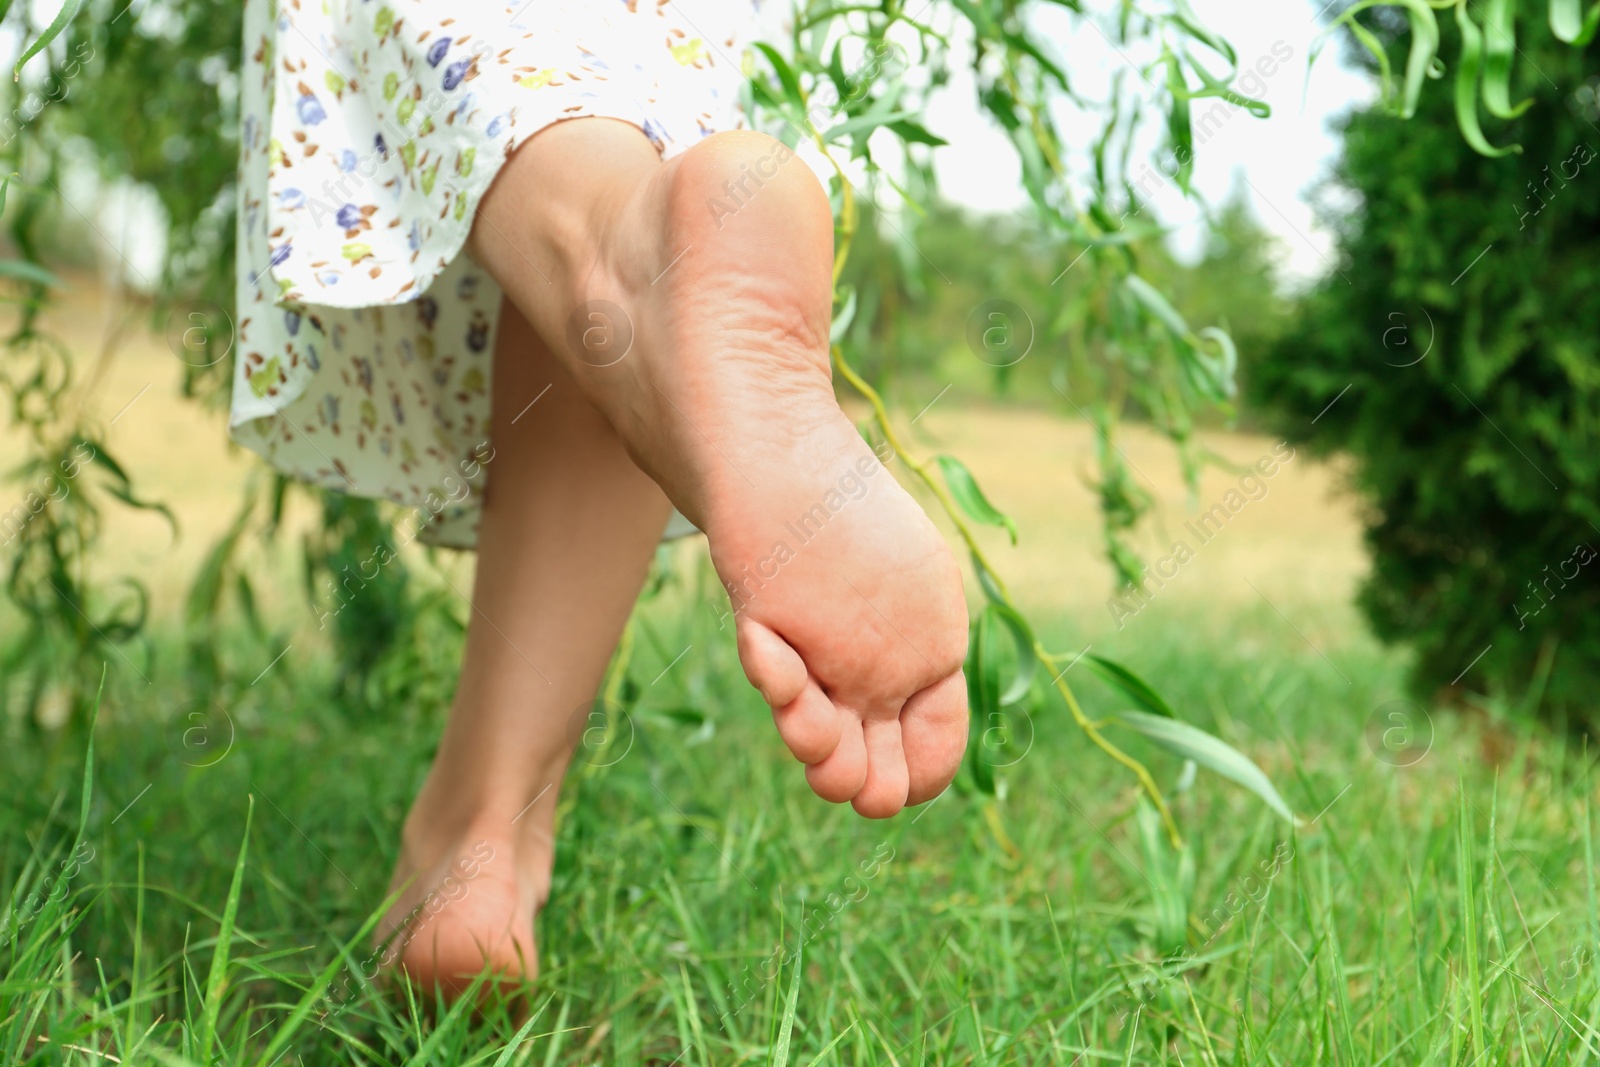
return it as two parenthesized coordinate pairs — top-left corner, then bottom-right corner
(3, 0), (1592, 725)
(0, 0), (1596, 1060)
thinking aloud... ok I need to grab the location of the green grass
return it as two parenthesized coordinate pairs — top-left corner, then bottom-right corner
(3, 547), (1597, 1065)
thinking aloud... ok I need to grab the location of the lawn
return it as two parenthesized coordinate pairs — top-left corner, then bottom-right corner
(3, 546), (1596, 1064)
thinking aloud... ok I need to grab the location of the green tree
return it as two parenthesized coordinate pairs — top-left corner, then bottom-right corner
(1251, 12), (1600, 716)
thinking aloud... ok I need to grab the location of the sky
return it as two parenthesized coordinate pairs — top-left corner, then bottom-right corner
(919, 0), (1377, 282)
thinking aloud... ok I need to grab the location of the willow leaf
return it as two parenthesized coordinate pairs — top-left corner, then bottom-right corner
(1319, 0), (1440, 119)
(1397, 0), (1443, 119)
(1170, 0), (1238, 67)
(964, 611), (999, 795)
(829, 285), (857, 343)
(936, 455), (1017, 544)
(754, 42), (804, 111)
(1550, 0), (1600, 43)
(0, 260), (64, 288)
(1163, 51), (1194, 194)
(13, 0), (81, 80)
(1196, 326), (1239, 399)
(1454, 4), (1520, 157)
(1087, 655), (1176, 719)
(1481, 0), (1533, 118)
(1112, 710), (1296, 823)
(1124, 274), (1193, 341)
(987, 601), (1038, 706)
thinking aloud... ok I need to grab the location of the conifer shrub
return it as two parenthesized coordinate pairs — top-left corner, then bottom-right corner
(1250, 16), (1600, 719)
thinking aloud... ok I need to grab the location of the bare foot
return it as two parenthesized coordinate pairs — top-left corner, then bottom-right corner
(577, 131), (971, 817)
(376, 774), (558, 999)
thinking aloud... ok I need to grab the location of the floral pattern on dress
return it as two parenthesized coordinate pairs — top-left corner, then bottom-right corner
(231, 0), (771, 547)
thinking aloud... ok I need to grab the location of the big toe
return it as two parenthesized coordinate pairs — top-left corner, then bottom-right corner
(900, 671), (969, 805)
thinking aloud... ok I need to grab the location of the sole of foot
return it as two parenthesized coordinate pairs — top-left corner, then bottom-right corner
(578, 130), (971, 818)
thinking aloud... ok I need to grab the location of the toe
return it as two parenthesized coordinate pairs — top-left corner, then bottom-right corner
(735, 617), (807, 709)
(900, 671), (969, 806)
(805, 713), (868, 803)
(773, 679), (844, 764)
(852, 718), (910, 819)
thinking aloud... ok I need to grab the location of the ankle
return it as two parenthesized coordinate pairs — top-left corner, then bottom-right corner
(400, 761), (564, 854)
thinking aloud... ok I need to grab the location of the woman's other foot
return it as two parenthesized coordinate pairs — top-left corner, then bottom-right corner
(376, 775), (561, 999)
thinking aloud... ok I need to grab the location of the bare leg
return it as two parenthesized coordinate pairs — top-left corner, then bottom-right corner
(468, 118), (969, 819)
(383, 112), (972, 998)
(379, 298), (670, 995)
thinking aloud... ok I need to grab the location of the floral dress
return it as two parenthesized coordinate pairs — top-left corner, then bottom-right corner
(232, 0), (774, 547)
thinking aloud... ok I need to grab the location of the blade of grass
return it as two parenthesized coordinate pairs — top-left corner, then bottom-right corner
(1458, 782), (1486, 1059)
(491, 1001), (555, 1067)
(197, 794), (254, 1065)
(249, 886), (408, 1067)
(772, 943), (803, 1067)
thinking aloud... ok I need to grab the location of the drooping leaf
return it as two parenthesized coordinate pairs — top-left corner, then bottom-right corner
(1124, 274), (1193, 342)
(1195, 326), (1239, 399)
(0, 259), (64, 288)
(754, 42), (805, 111)
(1112, 710), (1296, 823)
(1453, 3), (1520, 158)
(964, 610), (998, 795)
(187, 493), (257, 625)
(1087, 654), (1176, 719)
(989, 601), (1038, 706)
(1162, 51), (1194, 195)
(936, 454), (1017, 545)
(1396, 0), (1444, 120)
(1170, 0), (1237, 67)
(1550, 0), (1600, 44)
(13, 0), (82, 80)
(1319, 0), (1441, 119)
(971, 550), (1008, 606)
(1481, 0), (1534, 118)
(830, 284), (857, 343)
(887, 119), (948, 147)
